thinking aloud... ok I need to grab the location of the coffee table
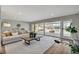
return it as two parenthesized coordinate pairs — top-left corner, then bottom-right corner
(21, 36), (43, 45)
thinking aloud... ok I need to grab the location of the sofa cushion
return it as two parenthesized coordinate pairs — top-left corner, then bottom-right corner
(12, 32), (18, 36)
(3, 31), (12, 37)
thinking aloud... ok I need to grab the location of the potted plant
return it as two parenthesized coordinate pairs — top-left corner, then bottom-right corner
(66, 23), (78, 44)
(69, 44), (79, 53)
(66, 23), (79, 53)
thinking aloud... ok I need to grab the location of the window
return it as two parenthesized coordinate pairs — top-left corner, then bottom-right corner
(31, 20), (72, 39)
(35, 23), (44, 34)
(45, 21), (60, 37)
(63, 20), (72, 38)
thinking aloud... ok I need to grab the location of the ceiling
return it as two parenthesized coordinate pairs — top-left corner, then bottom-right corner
(1, 5), (79, 22)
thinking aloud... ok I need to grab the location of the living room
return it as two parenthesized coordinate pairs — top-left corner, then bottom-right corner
(0, 5), (79, 54)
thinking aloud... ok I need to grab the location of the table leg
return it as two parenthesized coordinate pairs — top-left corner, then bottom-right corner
(25, 40), (30, 45)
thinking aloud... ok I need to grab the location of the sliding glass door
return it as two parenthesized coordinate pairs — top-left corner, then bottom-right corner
(63, 20), (72, 38)
(35, 23), (44, 35)
(45, 21), (60, 37)
(31, 20), (72, 39)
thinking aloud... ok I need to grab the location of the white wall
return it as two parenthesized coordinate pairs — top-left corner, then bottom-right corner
(2, 20), (30, 32)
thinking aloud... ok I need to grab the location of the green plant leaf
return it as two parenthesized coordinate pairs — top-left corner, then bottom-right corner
(65, 23), (77, 34)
